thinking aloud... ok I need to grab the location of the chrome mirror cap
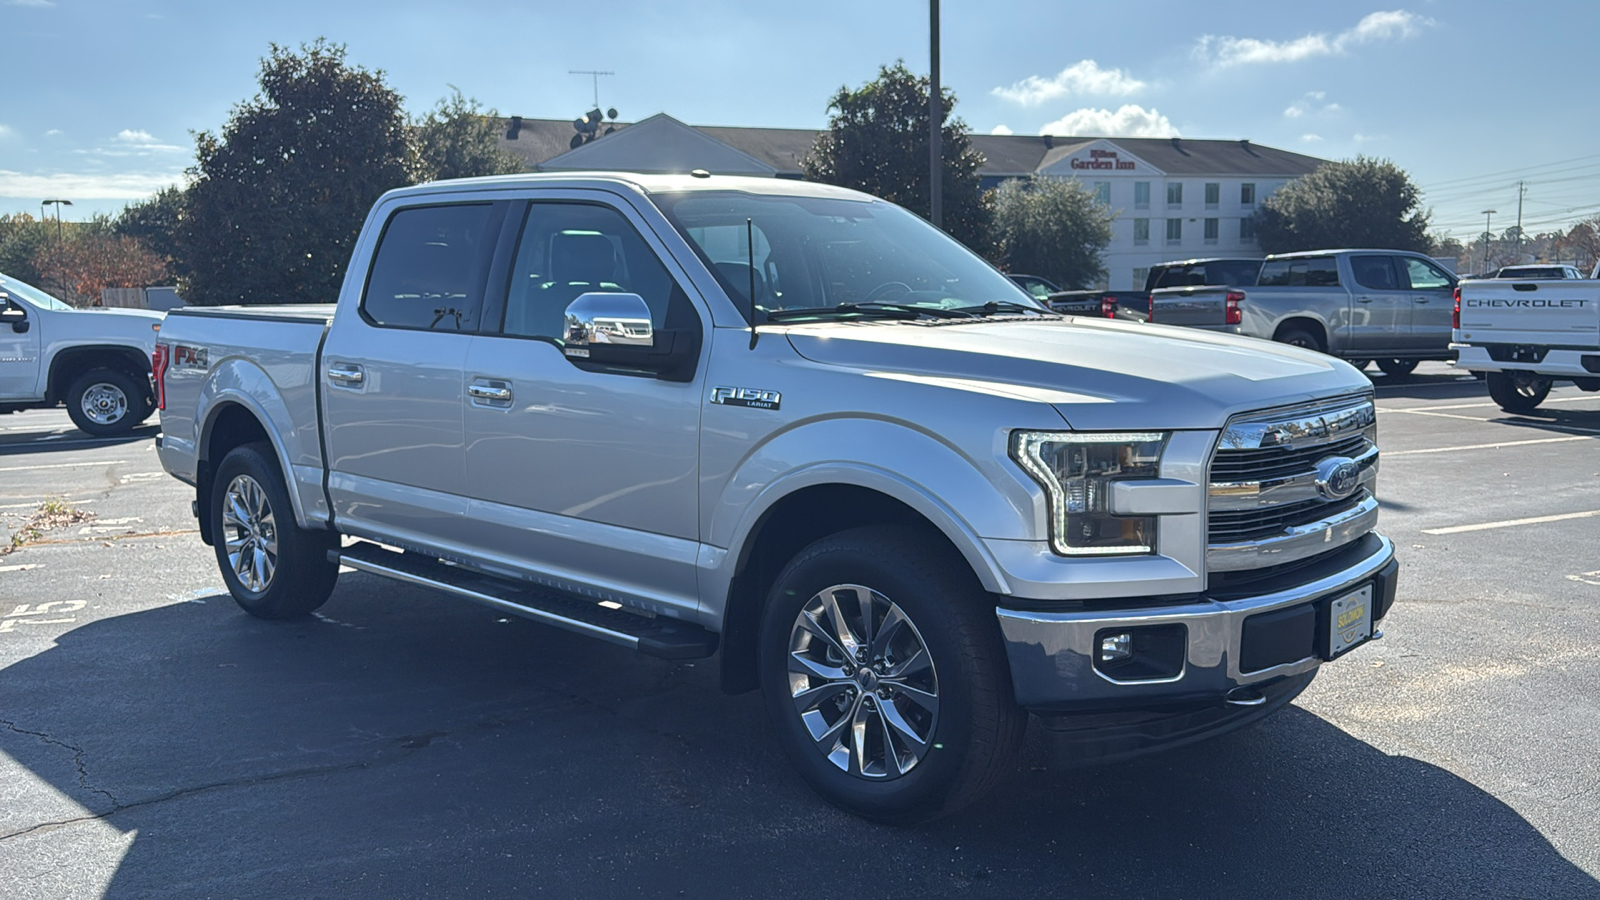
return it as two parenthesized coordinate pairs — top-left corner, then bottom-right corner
(563, 292), (654, 357)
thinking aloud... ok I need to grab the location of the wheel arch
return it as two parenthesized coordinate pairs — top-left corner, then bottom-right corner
(46, 345), (152, 404)
(195, 395), (309, 543)
(1271, 316), (1329, 353)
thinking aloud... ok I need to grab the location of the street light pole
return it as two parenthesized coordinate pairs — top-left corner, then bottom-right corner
(928, 0), (942, 230)
(42, 198), (71, 242)
(1481, 209), (1496, 274)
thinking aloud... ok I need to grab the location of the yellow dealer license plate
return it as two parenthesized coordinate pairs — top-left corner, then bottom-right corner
(1327, 585), (1374, 657)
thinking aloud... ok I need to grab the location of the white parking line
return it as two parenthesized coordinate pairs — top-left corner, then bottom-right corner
(0, 460), (128, 473)
(1381, 409), (1491, 422)
(1383, 396), (1599, 412)
(1386, 436), (1594, 456)
(1422, 509), (1600, 535)
(0, 498), (95, 510)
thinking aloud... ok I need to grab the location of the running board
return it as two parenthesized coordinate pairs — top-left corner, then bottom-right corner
(331, 541), (717, 660)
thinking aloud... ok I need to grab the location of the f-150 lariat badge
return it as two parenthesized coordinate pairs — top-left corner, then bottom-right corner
(711, 386), (781, 410)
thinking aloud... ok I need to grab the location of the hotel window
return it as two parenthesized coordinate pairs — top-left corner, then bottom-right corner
(1133, 267), (1150, 290)
(1134, 181), (1150, 209)
(1240, 217), (1257, 241)
(1204, 218), (1219, 244)
(1241, 183), (1256, 206)
(1094, 182), (1111, 205)
(1166, 182), (1183, 207)
(1165, 218), (1182, 244)
(1204, 182), (1220, 209)
(1133, 218), (1150, 245)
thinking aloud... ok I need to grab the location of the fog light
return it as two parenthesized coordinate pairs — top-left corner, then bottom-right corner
(1099, 632), (1132, 662)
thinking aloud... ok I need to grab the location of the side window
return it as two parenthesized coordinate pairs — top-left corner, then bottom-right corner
(1213, 260), (1262, 286)
(1350, 255), (1400, 291)
(1305, 257), (1341, 287)
(1258, 260), (1292, 286)
(1401, 257), (1452, 291)
(500, 202), (695, 341)
(362, 204), (495, 331)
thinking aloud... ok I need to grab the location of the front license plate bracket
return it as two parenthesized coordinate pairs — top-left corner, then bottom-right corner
(1325, 585), (1374, 659)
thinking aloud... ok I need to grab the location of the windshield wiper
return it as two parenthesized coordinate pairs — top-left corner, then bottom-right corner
(761, 302), (975, 322)
(948, 300), (1055, 317)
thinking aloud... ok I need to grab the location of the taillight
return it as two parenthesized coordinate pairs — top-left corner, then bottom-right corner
(1145, 294), (1154, 322)
(1225, 290), (1245, 326)
(151, 343), (169, 410)
(1452, 286), (1461, 330)
(1100, 294), (1117, 318)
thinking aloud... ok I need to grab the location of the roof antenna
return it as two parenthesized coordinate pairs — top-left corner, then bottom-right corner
(747, 217), (759, 349)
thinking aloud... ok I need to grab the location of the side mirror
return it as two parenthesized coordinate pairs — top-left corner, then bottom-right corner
(563, 291), (654, 355)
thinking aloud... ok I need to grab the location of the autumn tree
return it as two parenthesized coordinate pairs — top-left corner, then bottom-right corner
(990, 176), (1114, 289)
(179, 39), (412, 305)
(37, 221), (170, 305)
(1253, 156), (1430, 254)
(802, 62), (990, 251)
(411, 88), (524, 182)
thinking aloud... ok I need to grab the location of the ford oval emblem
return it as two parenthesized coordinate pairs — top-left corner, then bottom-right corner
(1314, 456), (1361, 501)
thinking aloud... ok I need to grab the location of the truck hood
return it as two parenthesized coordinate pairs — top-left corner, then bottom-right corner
(783, 317), (1371, 430)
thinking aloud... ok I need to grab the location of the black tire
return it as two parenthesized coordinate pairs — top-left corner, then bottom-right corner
(1276, 326), (1324, 353)
(1377, 359), (1419, 378)
(1486, 371), (1552, 414)
(1347, 359), (1371, 372)
(211, 442), (339, 619)
(758, 525), (1026, 823)
(64, 368), (149, 436)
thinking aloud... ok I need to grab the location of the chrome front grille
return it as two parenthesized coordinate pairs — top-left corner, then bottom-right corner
(1206, 396), (1379, 572)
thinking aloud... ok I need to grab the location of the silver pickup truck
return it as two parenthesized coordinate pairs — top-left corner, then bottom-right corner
(154, 173), (1398, 822)
(1151, 249), (1458, 377)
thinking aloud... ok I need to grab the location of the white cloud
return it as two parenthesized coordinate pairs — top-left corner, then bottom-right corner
(0, 124), (14, 140)
(990, 124), (1014, 136)
(44, 129), (62, 136)
(1284, 91), (1342, 118)
(1301, 134), (1324, 143)
(112, 129), (184, 152)
(1040, 105), (1179, 138)
(992, 60), (1146, 106)
(1353, 133), (1381, 143)
(4, 0), (57, 7)
(0, 169), (183, 200)
(1197, 10), (1432, 68)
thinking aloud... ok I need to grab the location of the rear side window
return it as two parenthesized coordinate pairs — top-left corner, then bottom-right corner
(1350, 255), (1399, 290)
(362, 204), (496, 330)
(1258, 257), (1340, 287)
(1208, 260), (1263, 286)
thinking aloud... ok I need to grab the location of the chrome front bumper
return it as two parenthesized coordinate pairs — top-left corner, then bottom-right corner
(996, 533), (1397, 709)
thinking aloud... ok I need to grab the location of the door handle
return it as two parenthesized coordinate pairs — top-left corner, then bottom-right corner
(1354, 296), (1373, 303)
(327, 363), (364, 386)
(1413, 296), (1429, 303)
(468, 384), (512, 402)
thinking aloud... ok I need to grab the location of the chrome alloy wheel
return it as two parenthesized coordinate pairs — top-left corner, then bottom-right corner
(787, 584), (940, 779)
(80, 382), (128, 426)
(222, 474), (278, 593)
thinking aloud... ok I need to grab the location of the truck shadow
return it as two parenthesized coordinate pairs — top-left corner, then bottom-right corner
(0, 418), (158, 456)
(1490, 405), (1600, 436)
(1, 576), (1593, 899)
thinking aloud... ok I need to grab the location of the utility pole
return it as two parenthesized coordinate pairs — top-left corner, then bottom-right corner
(1514, 180), (1526, 260)
(568, 69), (614, 108)
(1481, 209), (1497, 274)
(928, 0), (942, 229)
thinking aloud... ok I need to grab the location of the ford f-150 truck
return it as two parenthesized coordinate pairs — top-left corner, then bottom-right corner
(0, 271), (162, 435)
(153, 173), (1398, 823)
(1453, 266), (1600, 412)
(1150, 250), (1459, 377)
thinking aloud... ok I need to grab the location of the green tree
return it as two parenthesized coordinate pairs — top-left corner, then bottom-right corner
(802, 62), (990, 251)
(0, 214), (50, 287)
(990, 176), (1113, 289)
(411, 87), (524, 182)
(180, 39), (412, 305)
(115, 186), (186, 276)
(1253, 156), (1430, 254)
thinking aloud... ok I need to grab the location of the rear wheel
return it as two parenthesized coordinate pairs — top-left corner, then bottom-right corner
(1347, 359), (1371, 372)
(758, 526), (1025, 823)
(1377, 359), (1419, 378)
(64, 368), (148, 436)
(211, 442), (339, 618)
(1486, 371), (1552, 414)
(1276, 326), (1324, 353)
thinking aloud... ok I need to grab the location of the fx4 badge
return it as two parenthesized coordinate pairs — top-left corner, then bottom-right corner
(711, 386), (781, 410)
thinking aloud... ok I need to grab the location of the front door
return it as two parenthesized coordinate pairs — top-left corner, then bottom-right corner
(1346, 254), (1411, 353)
(321, 200), (503, 549)
(0, 297), (42, 399)
(459, 196), (707, 617)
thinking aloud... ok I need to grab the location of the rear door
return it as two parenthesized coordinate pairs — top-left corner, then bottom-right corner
(1345, 254), (1411, 353)
(457, 193), (708, 616)
(1397, 255), (1456, 353)
(321, 200), (506, 547)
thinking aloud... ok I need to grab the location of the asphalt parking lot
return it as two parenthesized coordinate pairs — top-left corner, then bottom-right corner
(1, 363), (1597, 899)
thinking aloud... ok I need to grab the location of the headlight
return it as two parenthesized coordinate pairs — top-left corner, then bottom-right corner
(1010, 431), (1168, 556)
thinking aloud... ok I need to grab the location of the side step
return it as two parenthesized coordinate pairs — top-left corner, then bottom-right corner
(331, 541), (717, 660)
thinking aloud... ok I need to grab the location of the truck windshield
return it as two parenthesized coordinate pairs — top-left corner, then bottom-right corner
(0, 273), (73, 311)
(653, 190), (1043, 321)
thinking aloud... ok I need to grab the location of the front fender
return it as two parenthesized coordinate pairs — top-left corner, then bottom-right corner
(196, 357), (327, 529)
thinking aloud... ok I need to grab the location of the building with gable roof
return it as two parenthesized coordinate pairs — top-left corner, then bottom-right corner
(494, 113), (1327, 290)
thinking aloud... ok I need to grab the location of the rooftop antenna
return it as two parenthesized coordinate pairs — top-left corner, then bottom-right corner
(568, 69), (614, 108)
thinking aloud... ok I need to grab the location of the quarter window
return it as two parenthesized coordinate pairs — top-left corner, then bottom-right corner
(362, 204), (496, 330)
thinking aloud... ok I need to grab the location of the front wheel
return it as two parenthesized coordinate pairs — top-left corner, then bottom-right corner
(1486, 371), (1552, 414)
(1377, 359), (1419, 378)
(758, 526), (1026, 823)
(211, 442), (339, 618)
(65, 368), (149, 436)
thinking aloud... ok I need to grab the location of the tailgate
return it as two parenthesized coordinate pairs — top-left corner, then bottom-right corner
(1458, 280), (1600, 344)
(1150, 287), (1230, 327)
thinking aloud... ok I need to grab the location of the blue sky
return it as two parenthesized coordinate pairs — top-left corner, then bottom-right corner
(2, 0), (1593, 242)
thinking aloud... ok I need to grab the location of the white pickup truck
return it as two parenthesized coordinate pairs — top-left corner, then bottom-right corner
(0, 272), (163, 435)
(1453, 264), (1600, 412)
(153, 173), (1398, 822)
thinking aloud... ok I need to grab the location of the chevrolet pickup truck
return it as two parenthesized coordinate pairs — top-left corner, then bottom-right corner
(0, 271), (162, 435)
(1149, 250), (1459, 377)
(153, 173), (1398, 822)
(1453, 265), (1600, 412)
